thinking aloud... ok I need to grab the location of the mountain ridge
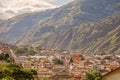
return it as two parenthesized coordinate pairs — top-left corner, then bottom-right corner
(14, 13), (120, 53)
(0, 0), (120, 53)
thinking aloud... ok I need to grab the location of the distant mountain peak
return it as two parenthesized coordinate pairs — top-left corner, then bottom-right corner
(0, 0), (120, 53)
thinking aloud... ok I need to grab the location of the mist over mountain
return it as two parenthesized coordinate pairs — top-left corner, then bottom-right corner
(0, 0), (120, 53)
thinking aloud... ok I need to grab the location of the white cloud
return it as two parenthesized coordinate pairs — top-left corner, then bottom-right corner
(0, 0), (56, 19)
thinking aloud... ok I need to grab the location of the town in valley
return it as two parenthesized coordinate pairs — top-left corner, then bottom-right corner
(0, 42), (120, 80)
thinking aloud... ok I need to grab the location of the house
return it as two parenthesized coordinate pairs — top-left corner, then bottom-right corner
(71, 55), (82, 63)
(52, 65), (66, 71)
(52, 65), (69, 75)
(21, 61), (32, 69)
(16, 56), (28, 63)
(0, 50), (2, 54)
(37, 68), (55, 77)
(83, 60), (93, 67)
(102, 67), (120, 80)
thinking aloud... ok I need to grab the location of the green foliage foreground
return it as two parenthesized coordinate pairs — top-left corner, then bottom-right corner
(0, 64), (35, 80)
(84, 70), (102, 80)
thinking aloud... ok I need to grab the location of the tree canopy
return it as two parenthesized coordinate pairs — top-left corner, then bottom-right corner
(0, 64), (35, 80)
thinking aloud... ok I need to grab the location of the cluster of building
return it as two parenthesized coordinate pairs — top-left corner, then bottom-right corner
(0, 42), (119, 80)
(0, 42), (120, 80)
(12, 49), (120, 79)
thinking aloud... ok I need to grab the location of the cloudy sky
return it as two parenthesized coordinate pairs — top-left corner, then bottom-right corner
(0, 0), (73, 19)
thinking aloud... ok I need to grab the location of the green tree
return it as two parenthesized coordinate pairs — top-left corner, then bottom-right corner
(1, 76), (15, 80)
(28, 50), (36, 55)
(85, 70), (102, 80)
(69, 58), (73, 64)
(0, 53), (10, 61)
(30, 69), (37, 75)
(54, 58), (64, 65)
(0, 64), (34, 80)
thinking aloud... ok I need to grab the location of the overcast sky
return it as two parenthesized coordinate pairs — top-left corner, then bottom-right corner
(0, 0), (73, 19)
